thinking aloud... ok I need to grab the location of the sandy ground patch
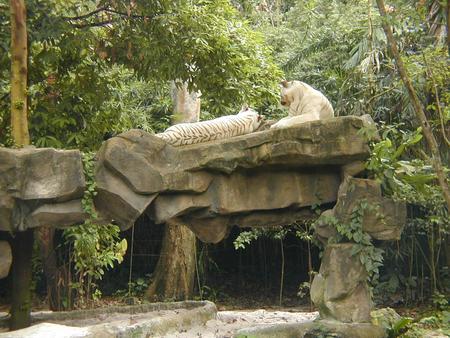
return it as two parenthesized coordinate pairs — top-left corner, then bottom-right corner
(163, 309), (319, 337)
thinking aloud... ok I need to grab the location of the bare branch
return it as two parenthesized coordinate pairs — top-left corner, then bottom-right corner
(63, 5), (110, 21)
(103, 8), (148, 19)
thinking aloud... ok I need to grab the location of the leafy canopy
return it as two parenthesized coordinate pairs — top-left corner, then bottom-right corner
(0, 0), (282, 149)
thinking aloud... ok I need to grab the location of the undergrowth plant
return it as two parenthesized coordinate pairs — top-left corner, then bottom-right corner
(234, 222), (315, 306)
(318, 201), (385, 285)
(365, 123), (449, 305)
(62, 152), (127, 308)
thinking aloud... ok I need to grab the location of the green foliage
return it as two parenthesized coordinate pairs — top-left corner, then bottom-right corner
(234, 228), (266, 250)
(196, 285), (226, 303)
(389, 317), (413, 338)
(366, 121), (449, 299)
(2, 0), (449, 309)
(297, 281), (311, 300)
(80, 152), (98, 217)
(62, 152), (127, 307)
(431, 292), (449, 311)
(115, 276), (150, 298)
(371, 308), (412, 338)
(364, 120), (449, 305)
(250, 0), (449, 128)
(104, 0), (283, 113)
(322, 201), (385, 284)
(0, 0), (283, 149)
(367, 120), (448, 206)
(395, 310), (450, 338)
(233, 224), (306, 250)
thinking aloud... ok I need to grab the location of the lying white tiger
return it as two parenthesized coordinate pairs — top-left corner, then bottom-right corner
(156, 107), (262, 146)
(271, 80), (334, 129)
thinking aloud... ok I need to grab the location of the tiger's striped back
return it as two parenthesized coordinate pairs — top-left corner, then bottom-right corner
(156, 108), (262, 147)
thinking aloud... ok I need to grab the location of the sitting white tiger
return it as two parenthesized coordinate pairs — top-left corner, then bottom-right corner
(156, 107), (262, 146)
(271, 80), (334, 129)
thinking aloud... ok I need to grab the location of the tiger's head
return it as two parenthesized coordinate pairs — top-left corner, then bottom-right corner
(238, 106), (263, 130)
(280, 80), (305, 108)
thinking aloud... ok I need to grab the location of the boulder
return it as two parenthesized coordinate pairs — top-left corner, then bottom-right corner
(28, 201), (86, 229)
(0, 301), (217, 338)
(316, 177), (406, 242)
(95, 116), (376, 242)
(371, 307), (402, 334)
(0, 241), (12, 279)
(236, 320), (386, 338)
(0, 147), (87, 231)
(310, 243), (372, 323)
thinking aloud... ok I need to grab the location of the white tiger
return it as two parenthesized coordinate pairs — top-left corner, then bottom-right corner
(271, 80), (334, 129)
(156, 107), (262, 146)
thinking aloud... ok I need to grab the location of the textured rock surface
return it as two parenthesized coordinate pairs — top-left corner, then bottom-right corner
(236, 319), (386, 338)
(95, 116), (375, 243)
(0, 241), (12, 279)
(0, 301), (216, 338)
(0, 147), (86, 231)
(315, 177), (407, 243)
(371, 307), (402, 334)
(310, 243), (372, 323)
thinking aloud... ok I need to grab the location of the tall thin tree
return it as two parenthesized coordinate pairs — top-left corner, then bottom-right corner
(376, 0), (450, 211)
(145, 83), (199, 301)
(9, 0), (34, 330)
(10, 0), (29, 146)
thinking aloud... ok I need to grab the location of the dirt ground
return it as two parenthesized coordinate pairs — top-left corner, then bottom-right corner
(0, 308), (319, 337)
(165, 309), (319, 338)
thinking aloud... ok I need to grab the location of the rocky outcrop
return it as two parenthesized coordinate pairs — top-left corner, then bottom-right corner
(95, 116), (375, 243)
(236, 320), (386, 338)
(0, 147), (86, 232)
(371, 307), (402, 334)
(0, 241), (12, 279)
(315, 177), (406, 243)
(311, 243), (372, 323)
(311, 177), (407, 325)
(0, 301), (217, 338)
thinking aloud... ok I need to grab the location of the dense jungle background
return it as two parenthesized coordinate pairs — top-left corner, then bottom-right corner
(0, 0), (449, 336)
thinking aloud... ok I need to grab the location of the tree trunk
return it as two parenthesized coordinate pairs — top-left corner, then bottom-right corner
(145, 222), (196, 300)
(376, 0), (450, 211)
(145, 83), (199, 301)
(10, 0), (29, 147)
(37, 227), (60, 311)
(9, 230), (34, 330)
(171, 81), (201, 124)
(9, 0), (34, 330)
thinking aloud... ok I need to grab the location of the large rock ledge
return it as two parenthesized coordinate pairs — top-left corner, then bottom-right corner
(95, 116), (376, 243)
(0, 301), (217, 338)
(0, 147), (86, 232)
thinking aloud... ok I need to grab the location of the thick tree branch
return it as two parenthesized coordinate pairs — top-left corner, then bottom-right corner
(103, 8), (149, 19)
(63, 5), (153, 22)
(376, 0), (450, 210)
(63, 5), (110, 21)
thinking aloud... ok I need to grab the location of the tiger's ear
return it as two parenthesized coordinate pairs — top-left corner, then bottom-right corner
(240, 104), (249, 111)
(280, 80), (289, 88)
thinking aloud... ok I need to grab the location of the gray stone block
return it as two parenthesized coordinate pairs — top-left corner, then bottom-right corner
(0, 147), (86, 231)
(95, 116), (375, 243)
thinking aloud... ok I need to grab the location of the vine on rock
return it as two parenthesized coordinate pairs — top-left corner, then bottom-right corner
(62, 152), (127, 308)
(320, 200), (385, 285)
